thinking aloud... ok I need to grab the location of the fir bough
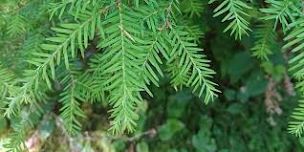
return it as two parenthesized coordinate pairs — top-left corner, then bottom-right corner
(4, 0), (304, 151)
(0, 1), (218, 150)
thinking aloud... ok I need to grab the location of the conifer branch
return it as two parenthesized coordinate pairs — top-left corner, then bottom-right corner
(210, 0), (251, 39)
(261, 0), (302, 32)
(59, 69), (86, 135)
(251, 23), (277, 61)
(167, 27), (219, 103)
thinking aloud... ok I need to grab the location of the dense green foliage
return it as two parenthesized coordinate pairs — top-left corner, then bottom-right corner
(1, 0), (304, 151)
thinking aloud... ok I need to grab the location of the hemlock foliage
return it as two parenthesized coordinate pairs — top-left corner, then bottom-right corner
(1, 0), (304, 151)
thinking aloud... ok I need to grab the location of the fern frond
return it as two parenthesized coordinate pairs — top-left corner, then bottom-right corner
(261, 0), (302, 32)
(210, 0), (251, 39)
(251, 23), (277, 61)
(167, 27), (219, 103)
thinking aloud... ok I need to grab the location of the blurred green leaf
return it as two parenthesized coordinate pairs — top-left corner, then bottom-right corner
(0, 117), (7, 133)
(224, 89), (236, 101)
(226, 103), (243, 115)
(192, 129), (217, 152)
(158, 119), (185, 141)
(226, 52), (254, 82)
(136, 142), (149, 152)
